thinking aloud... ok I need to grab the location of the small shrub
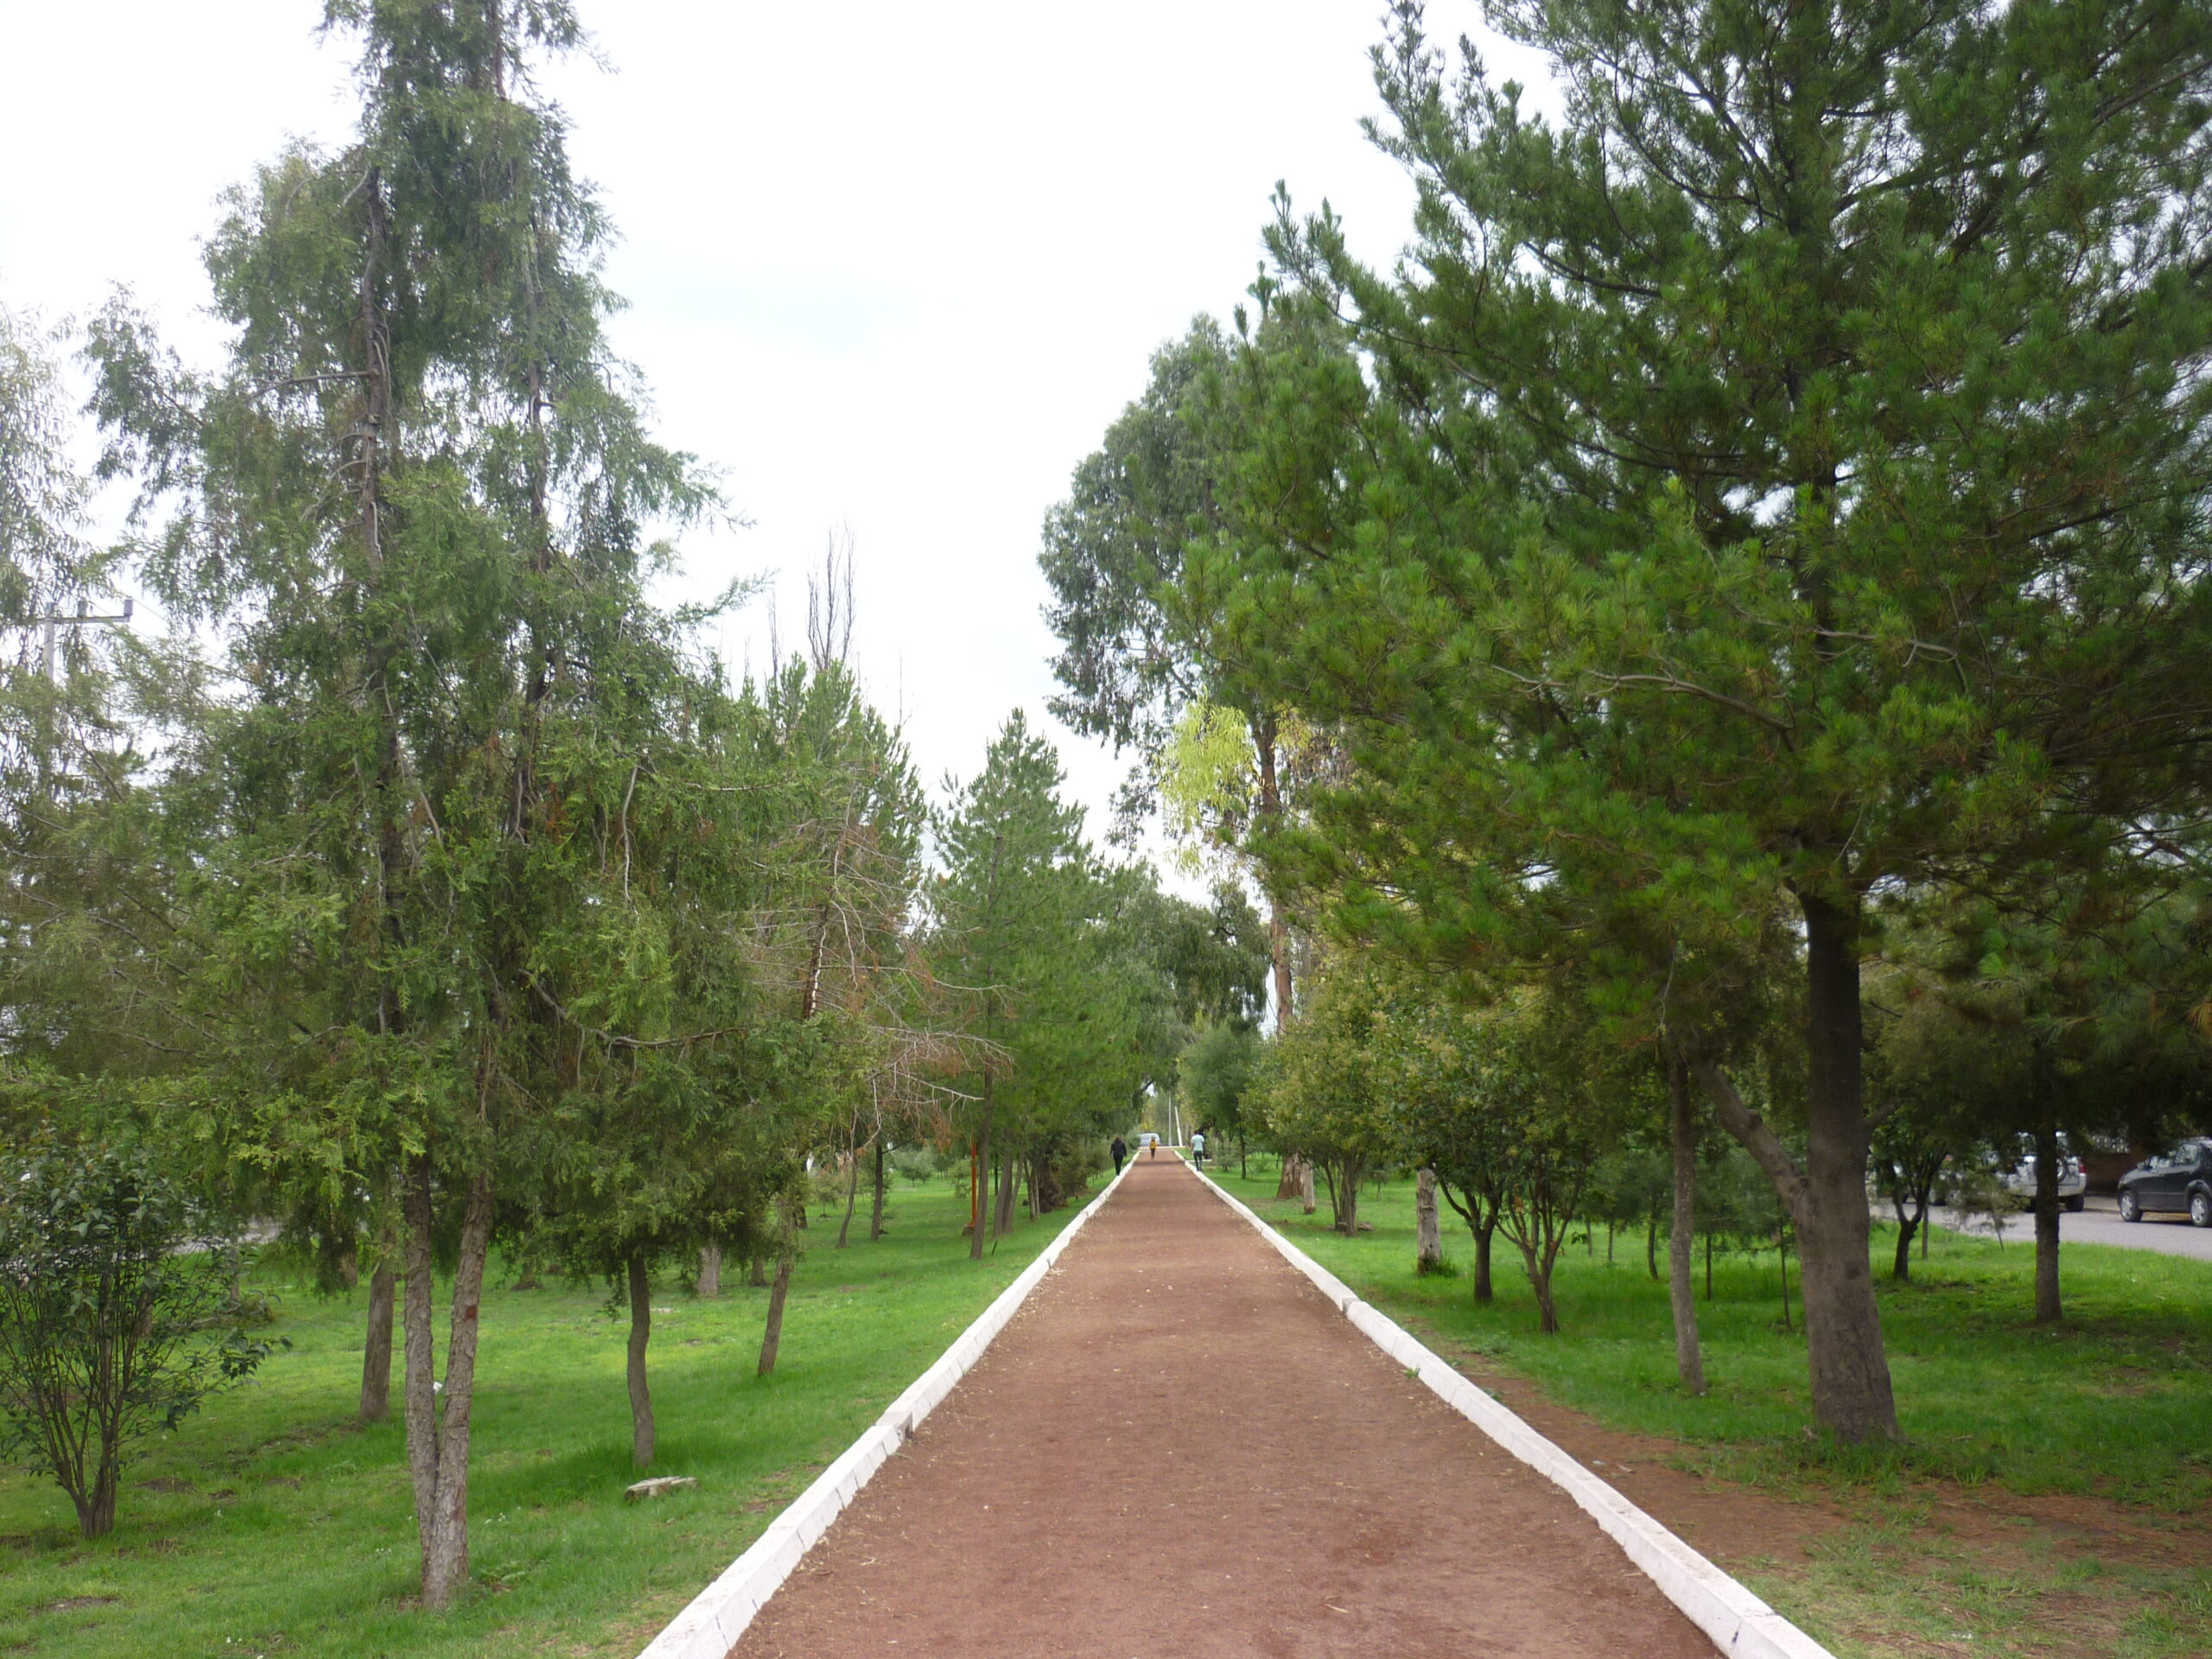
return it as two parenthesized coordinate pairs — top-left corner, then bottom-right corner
(0, 1140), (278, 1536)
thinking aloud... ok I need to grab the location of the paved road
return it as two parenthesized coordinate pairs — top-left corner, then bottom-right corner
(1929, 1199), (2212, 1262)
(734, 1156), (1713, 1659)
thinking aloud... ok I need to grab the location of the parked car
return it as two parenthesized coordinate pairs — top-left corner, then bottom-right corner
(2116, 1138), (2212, 1226)
(1994, 1135), (2088, 1212)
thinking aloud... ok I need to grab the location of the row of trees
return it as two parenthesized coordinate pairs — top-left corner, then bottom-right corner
(0, 0), (1259, 1608)
(1046, 0), (2212, 1445)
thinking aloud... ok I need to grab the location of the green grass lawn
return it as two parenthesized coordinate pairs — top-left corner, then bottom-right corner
(0, 1177), (1087, 1659)
(1203, 1160), (2212, 1507)
(1201, 1158), (2212, 1658)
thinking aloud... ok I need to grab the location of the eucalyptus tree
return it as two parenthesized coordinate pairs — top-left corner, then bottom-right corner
(1189, 0), (2212, 1442)
(1041, 322), (1313, 1027)
(87, 0), (724, 1604)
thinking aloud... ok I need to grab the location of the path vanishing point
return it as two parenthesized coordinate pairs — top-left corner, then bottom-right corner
(730, 1156), (1714, 1658)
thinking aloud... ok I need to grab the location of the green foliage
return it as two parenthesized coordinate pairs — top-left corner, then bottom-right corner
(931, 712), (1149, 1214)
(1254, 966), (1404, 1232)
(0, 1181), (1090, 1657)
(1178, 1020), (1262, 1147)
(0, 1141), (276, 1538)
(1150, 0), (2212, 1440)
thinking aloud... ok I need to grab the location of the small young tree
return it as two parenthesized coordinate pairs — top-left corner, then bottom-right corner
(1255, 967), (1401, 1235)
(0, 1141), (275, 1536)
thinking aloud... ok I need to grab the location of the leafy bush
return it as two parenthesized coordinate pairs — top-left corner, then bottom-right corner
(888, 1145), (939, 1186)
(0, 1141), (278, 1535)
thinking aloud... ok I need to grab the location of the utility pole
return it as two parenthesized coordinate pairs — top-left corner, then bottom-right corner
(29, 597), (134, 796)
(38, 596), (132, 681)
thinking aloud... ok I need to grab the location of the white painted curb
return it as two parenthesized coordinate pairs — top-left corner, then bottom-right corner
(635, 1153), (1142, 1659)
(1191, 1163), (1836, 1659)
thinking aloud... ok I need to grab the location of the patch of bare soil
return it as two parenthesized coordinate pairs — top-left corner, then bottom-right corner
(731, 1157), (1715, 1658)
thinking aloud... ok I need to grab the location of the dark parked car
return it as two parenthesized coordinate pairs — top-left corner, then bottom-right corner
(2116, 1138), (2212, 1227)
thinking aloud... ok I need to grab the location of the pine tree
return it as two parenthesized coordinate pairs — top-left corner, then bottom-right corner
(1192, 0), (2212, 1440)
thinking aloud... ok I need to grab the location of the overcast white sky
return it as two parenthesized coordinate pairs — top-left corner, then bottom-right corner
(0, 0), (1547, 842)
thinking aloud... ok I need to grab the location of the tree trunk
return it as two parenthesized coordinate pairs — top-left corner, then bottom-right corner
(758, 1198), (798, 1377)
(1414, 1167), (1446, 1274)
(836, 1137), (865, 1249)
(1275, 1154), (1306, 1200)
(360, 1261), (396, 1424)
(1698, 891), (1899, 1442)
(969, 1109), (991, 1261)
(697, 1244), (721, 1298)
(1792, 893), (1895, 1439)
(1331, 1160), (1362, 1236)
(403, 1165), (493, 1610)
(1669, 1054), (1707, 1395)
(869, 1139), (886, 1242)
(1777, 1225), (1795, 1332)
(627, 1254), (655, 1465)
(400, 1156), (442, 1591)
(1299, 1158), (1315, 1215)
(1254, 715), (1294, 1029)
(749, 1253), (767, 1288)
(1473, 1218), (1495, 1304)
(1891, 1202), (1917, 1282)
(74, 1465), (119, 1539)
(1517, 1240), (1560, 1335)
(2032, 1109), (2063, 1325)
(994, 1150), (1017, 1236)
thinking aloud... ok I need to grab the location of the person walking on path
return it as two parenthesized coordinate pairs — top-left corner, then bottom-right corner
(1190, 1128), (1206, 1166)
(1110, 1135), (1127, 1175)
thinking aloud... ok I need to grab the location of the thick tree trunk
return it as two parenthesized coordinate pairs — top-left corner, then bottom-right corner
(1696, 893), (1898, 1443)
(1473, 1219), (1495, 1304)
(1414, 1167), (1446, 1274)
(1275, 1154), (1306, 1200)
(757, 1198), (798, 1377)
(1669, 1055), (1707, 1395)
(360, 1262), (396, 1424)
(749, 1253), (767, 1288)
(2032, 1112), (2063, 1324)
(869, 1139), (886, 1242)
(627, 1255), (655, 1465)
(1793, 893), (1895, 1440)
(403, 1165), (493, 1610)
(697, 1244), (721, 1298)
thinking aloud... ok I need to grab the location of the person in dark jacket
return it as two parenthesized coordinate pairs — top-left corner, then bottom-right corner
(1110, 1135), (1127, 1175)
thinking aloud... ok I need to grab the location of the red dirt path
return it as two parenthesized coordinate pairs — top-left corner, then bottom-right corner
(731, 1155), (1715, 1658)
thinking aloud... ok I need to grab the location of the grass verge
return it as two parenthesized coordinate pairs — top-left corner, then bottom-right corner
(1201, 1158), (2212, 1659)
(0, 1178), (1086, 1659)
